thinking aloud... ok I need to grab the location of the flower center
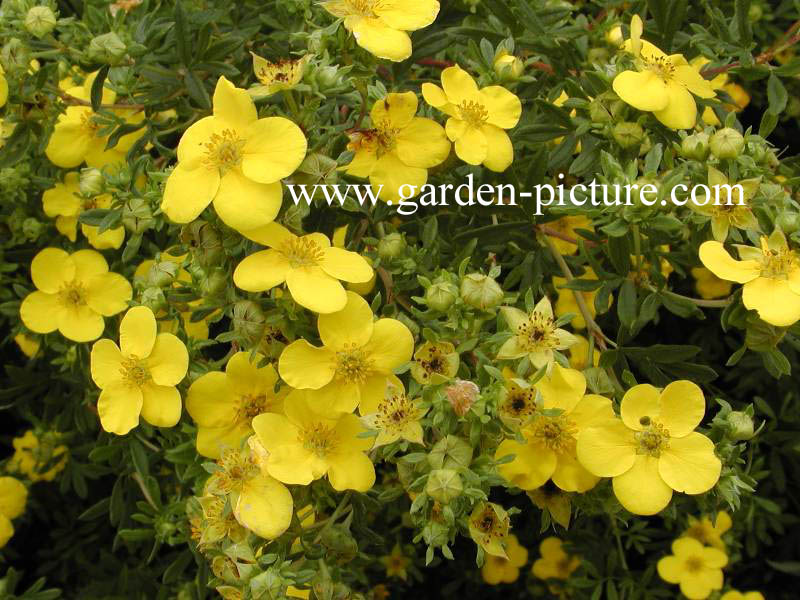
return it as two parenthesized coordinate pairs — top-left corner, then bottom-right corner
(238, 393), (270, 421)
(120, 356), (151, 387)
(281, 237), (325, 268)
(58, 281), (87, 307)
(346, 0), (376, 16)
(529, 414), (577, 454)
(300, 423), (338, 457)
(256, 59), (301, 85)
(556, 557), (574, 577)
(759, 237), (798, 279)
(209, 449), (260, 494)
(685, 524), (709, 545)
(375, 123), (400, 155)
(375, 392), (418, 433)
(203, 129), (246, 174)
(335, 343), (373, 384)
(516, 314), (557, 351)
(685, 556), (704, 574)
(80, 111), (101, 137)
(458, 100), (489, 127)
(644, 56), (675, 81)
(635, 417), (670, 457)
(503, 386), (536, 419)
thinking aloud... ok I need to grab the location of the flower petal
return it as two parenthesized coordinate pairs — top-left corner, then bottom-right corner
(20, 291), (62, 334)
(454, 125), (488, 165)
(658, 432), (721, 494)
(441, 65), (479, 104)
(496, 439), (557, 490)
(351, 17), (412, 61)
(576, 420), (637, 477)
(370, 152), (427, 203)
(90, 339), (125, 388)
(395, 118), (451, 168)
(620, 384), (662, 431)
(120, 306), (157, 358)
(161, 163), (219, 224)
(242, 117), (307, 184)
(372, 0), (439, 30)
(85, 273), (132, 317)
(186, 371), (237, 428)
(653, 82), (697, 129)
(742, 277), (800, 327)
(320, 247), (373, 283)
(370, 92), (418, 130)
(233, 250), (290, 292)
(57, 304), (105, 342)
(481, 125), (513, 172)
(213, 169), (282, 232)
(480, 86), (522, 129)
(140, 383), (182, 428)
(213, 76), (257, 131)
(612, 454), (673, 515)
(327, 450), (375, 492)
(278, 340), (336, 389)
(98, 382), (143, 435)
(234, 473), (293, 539)
(146, 333), (188, 386)
(31, 248), (75, 293)
(318, 291), (375, 349)
(285, 267), (348, 313)
(612, 70), (669, 112)
(658, 380), (705, 437)
(551, 451), (600, 493)
(364, 318), (414, 372)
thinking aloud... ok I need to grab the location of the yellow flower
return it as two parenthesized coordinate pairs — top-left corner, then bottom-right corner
(186, 351), (286, 458)
(161, 76), (307, 233)
(205, 447), (293, 540)
(553, 267), (605, 330)
(14, 333), (40, 358)
(333, 225), (377, 295)
(496, 364), (615, 493)
(409, 340), (459, 385)
(20, 248), (132, 342)
(380, 544), (410, 580)
(233, 223), (373, 314)
(481, 533), (528, 584)
(528, 486), (571, 529)
(699, 231), (800, 326)
(613, 15), (716, 129)
(721, 591), (765, 600)
(45, 71), (145, 168)
(322, 0), (440, 62)
(532, 537), (580, 580)
(90, 306), (189, 435)
(423, 65), (521, 171)
(691, 267), (733, 300)
(251, 389), (376, 491)
(577, 380), (721, 515)
(497, 297), (577, 371)
(496, 367), (537, 426)
(9, 430), (68, 482)
(344, 91), (450, 203)
(567, 334), (599, 370)
(0, 477), (27, 549)
(362, 381), (426, 446)
(0, 64), (7, 107)
(278, 291), (413, 413)
(468, 502), (510, 558)
(249, 52), (309, 98)
(690, 167), (760, 241)
(689, 57), (750, 124)
(683, 511), (732, 550)
(657, 537), (728, 599)
(42, 172), (125, 249)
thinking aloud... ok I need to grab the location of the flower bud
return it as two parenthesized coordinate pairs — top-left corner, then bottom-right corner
(25, 6), (57, 38)
(493, 51), (524, 81)
(141, 286), (166, 313)
(425, 281), (458, 311)
(444, 379), (479, 417)
(22, 217), (44, 240)
(428, 435), (473, 470)
(727, 411), (755, 441)
(87, 32), (127, 65)
(605, 25), (624, 46)
(460, 273), (503, 310)
(147, 260), (179, 288)
(2, 38), (31, 71)
(377, 232), (406, 261)
(122, 197), (154, 234)
(425, 469), (463, 504)
(79, 168), (105, 196)
(681, 132), (710, 160)
(199, 268), (228, 298)
(612, 122), (645, 149)
(777, 212), (800, 234)
(232, 300), (266, 344)
(710, 127), (744, 159)
(180, 221), (224, 267)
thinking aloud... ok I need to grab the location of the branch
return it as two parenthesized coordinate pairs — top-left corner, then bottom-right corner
(701, 20), (800, 77)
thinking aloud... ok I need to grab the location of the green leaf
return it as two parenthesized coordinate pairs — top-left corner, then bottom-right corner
(646, 0), (688, 52)
(767, 74), (788, 115)
(734, 0), (753, 46)
(759, 110), (778, 138)
(617, 279), (637, 327)
(90, 65), (110, 113)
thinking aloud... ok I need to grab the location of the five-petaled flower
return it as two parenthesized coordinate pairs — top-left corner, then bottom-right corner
(532, 537), (580, 581)
(657, 537), (728, 599)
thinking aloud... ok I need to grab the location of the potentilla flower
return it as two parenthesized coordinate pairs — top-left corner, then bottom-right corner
(249, 52), (309, 98)
(422, 65), (522, 171)
(682, 511), (732, 550)
(613, 15), (716, 129)
(90, 306), (189, 435)
(186, 351), (286, 458)
(576, 380), (722, 516)
(691, 267), (733, 300)
(497, 297), (577, 371)
(361, 382), (426, 446)
(14, 333), (40, 358)
(690, 56), (750, 125)
(196, 494), (248, 547)
(532, 537), (580, 581)
(20, 248), (132, 342)
(0, 477), (27, 549)
(42, 172), (125, 249)
(567, 334), (599, 371)
(278, 291), (413, 413)
(343, 91), (450, 203)
(409, 340), (459, 385)
(233, 222), (373, 314)
(496, 364), (615, 493)
(468, 502), (510, 558)
(690, 167), (760, 241)
(160, 76), (307, 233)
(699, 230), (800, 326)
(250, 389), (376, 491)
(721, 591), (765, 600)
(321, 0), (440, 62)
(0, 65), (7, 108)
(45, 71), (145, 168)
(205, 446), (293, 540)
(497, 367), (537, 427)
(481, 533), (528, 585)
(657, 538), (728, 599)
(9, 430), (68, 483)
(545, 215), (593, 255)
(379, 544), (410, 580)
(553, 267), (606, 330)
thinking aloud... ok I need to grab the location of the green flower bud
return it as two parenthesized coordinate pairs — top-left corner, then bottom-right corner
(422, 521), (450, 547)
(147, 260), (179, 288)
(428, 435), (473, 470)
(88, 32), (127, 65)
(710, 127), (744, 159)
(2, 38), (31, 71)
(199, 268), (228, 298)
(589, 97), (613, 123)
(377, 232), (406, 261)
(612, 122), (645, 149)
(122, 197), (154, 234)
(748, 4), (763, 20)
(777, 212), (800, 234)
(79, 168), (105, 196)
(22, 217), (44, 240)
(293, 152), (339, 186)
(493, 52), (524, 81)
(25, 6), (57, 38)
(141, 286), (167, 313)
(180, 221), (224, 267)
(425, 469), (463, 504)
(681, 132), (710, 160)
(727, 410), (755, 441)
(425, 281), (458, 311)
(460, 273), (503, 310)
(232, 300), (266, 344)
